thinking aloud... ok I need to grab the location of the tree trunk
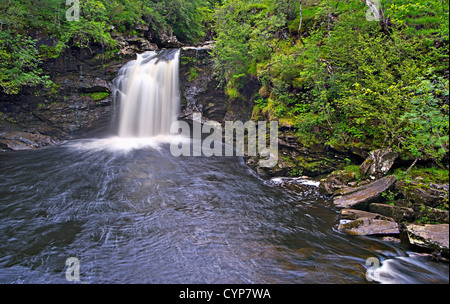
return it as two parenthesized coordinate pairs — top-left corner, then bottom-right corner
(298, 0), (303, 34)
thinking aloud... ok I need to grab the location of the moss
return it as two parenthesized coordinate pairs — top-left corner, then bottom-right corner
(340, 219), (363, 230)
(258, 86), (270, 98)
(343, 164), (361, 181)
(83, 91), (110, 101)
(393, 167), (449, 184)
(181, 56), (196, 66)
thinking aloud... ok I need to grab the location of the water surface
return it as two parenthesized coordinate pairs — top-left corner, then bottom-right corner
(0, 137), (447, 284)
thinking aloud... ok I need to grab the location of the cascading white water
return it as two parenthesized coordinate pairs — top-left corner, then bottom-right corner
(114, 49), (180, 137)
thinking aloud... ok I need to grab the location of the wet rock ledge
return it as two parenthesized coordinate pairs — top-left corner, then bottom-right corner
(319, 148), (449, 260)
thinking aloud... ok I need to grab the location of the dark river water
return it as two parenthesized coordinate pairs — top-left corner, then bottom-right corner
(0, 136), (448, 284)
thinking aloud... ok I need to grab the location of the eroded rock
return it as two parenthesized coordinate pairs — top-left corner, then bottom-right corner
(412, 204), (449, 224)
(405, 224), (449, 256)
(359, 148), (398, 180)
(0, 131), (58, 150)
(369, 203), (415, 222)
(340, 209), (394, 221)
(318, 170), (356, 196)
(333, 175), (398, 209)
(338, 218), (400, 236)
(396, 181), (449, 208)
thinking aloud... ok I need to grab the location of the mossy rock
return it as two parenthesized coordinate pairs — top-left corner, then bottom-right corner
(396, 181), (449, 208)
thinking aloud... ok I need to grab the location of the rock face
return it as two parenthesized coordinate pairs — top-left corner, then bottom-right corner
(0, 43), (129, 142)
(0, 30), (184, 146)
(178, 43), (229, 123)
(405, 224), (449, 256)
(0, 131), (58, 151)
(359, 148), (398, 180)
(333, 175), (398, 209)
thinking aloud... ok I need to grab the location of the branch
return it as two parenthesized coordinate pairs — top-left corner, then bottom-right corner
(401, 157), (419, 181)
(298, 0), (304, 44)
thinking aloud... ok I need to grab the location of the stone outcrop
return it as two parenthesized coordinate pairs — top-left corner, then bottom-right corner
(115, 36), (159, 56)
(333, 175), (398, 209)
(178, 43), (229, 123)
(359, 148), (398, 180)
(369, 203), (415, 223)
(318, 170), (356, 196)
(396, 181), (449, 208)
(338, 208), (400, 237)
(320, 148), (448, 257)
(143, 27), (182, 49)
(0, 131), (58, 151)
(405, 224), (449, 256)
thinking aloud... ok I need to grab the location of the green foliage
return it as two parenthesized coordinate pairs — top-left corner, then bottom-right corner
(398, 73), (449, 162)
(393, 167), (449, 184)
(82, 91), (110, 101)
(0, 30), (52, 94)
(0, 0), (215, 94)
(188, 67), (200, 82)
(212, 0), (449, 165)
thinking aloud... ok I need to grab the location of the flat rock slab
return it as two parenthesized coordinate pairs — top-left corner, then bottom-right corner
(369, 203), (415, 222)
(405, 224), (449, 255)
(340, 209), (394, 221)
(334, 175), (397, 209)
(0, 131), (58, 151)
(338, 218), (400, 236)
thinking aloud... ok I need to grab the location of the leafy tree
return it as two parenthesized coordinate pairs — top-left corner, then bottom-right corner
(0, 30), (52, 94)
(211, 0), (449, 166)
(0, 0), (215, 94)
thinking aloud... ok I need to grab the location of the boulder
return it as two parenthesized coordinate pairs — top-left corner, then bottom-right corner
(338, 218), (400, 236)
(396, 181), (449, 208)
(318, 170), (356, 196)
(412, 204), (449, 224)
(369, 203), (415, 222)
(359, 148), (398, 180)
(333, 175), (398, 209)
(405, 224), (449, 255)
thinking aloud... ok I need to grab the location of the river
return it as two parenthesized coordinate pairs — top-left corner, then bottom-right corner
(0, 136), (448, 284)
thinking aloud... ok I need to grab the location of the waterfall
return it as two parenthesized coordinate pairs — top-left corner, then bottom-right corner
(113, 49), (180, 137)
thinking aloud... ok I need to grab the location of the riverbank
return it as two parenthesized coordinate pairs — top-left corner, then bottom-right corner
(316, 148), (449, 261)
